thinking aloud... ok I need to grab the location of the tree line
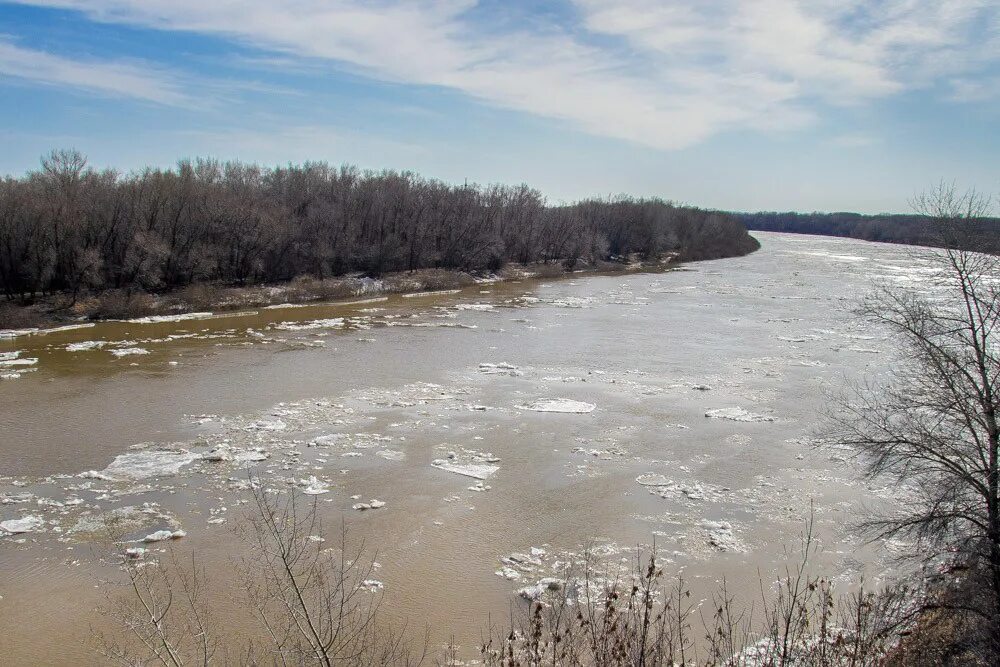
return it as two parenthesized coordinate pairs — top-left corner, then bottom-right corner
(738, 209), (1000, 252)
(0, 150), (758, 303)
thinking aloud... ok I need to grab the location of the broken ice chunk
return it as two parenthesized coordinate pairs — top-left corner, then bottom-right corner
(517, 399), (596, 414)
(0, 515), (44, 534)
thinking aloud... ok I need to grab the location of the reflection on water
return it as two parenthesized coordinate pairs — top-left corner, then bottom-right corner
(0, 232), (934, 664)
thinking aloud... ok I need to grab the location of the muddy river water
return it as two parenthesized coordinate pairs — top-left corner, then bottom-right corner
(0, 232), (932, 664)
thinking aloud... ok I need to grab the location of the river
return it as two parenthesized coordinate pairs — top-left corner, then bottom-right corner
(0, 231), (932, 664)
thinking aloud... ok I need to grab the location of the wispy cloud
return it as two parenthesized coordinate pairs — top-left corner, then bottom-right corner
(5, 0), (1000, 149)
(0, 36), (189, 105)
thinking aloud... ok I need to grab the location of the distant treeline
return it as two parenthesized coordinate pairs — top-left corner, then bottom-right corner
(739, 211), (1000, 252)
(0, 150), (759, 302)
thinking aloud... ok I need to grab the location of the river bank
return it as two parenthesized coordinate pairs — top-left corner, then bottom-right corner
(0, 247), (759, 336)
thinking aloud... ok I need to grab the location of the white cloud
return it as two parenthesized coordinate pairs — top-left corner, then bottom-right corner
(5, 0), (999, 149)
(0, 37), (189, 105)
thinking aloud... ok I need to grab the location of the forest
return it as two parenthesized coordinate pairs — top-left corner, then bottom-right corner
(739, 210), (1000, 251)
(0, 150), (759, 307)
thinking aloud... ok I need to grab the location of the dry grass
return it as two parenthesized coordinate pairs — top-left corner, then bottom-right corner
(83, 289), (157, 320)
(480, 528), (911, 667)
(285, 275), (361, 303)
(0, 300), (46, 329)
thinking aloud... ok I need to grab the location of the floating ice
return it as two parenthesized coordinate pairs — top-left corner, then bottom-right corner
(101, 449), (199, 480)
(646, 480), (728, 502)
(0, 328), (39, 339)
(1, 515), (44, 534)
(517, 399), (596, 414)
(549, 297), (592, 308)
(431, 459), (499, 480)
(1, 322), (93, 339)
(704, 407), (775, 423)
(455, 303), (495, 311)
(249, 417), (287, 431)
(142, 529), (185, 543)
(128, 312), (213, 324)
(402, 289), (461, 298)
(478, 362), (522, 376)
(777, 335), (818, 343)
(0, 354), (37, 368)
(701, 520), (747, 552)
(635, 473), (672, 486)
(70, 505), (172, 536)
(110, 347), (150, 357)
(66, 340), (107, 352)
(272, 318), (345, 331)
(518, 577), (564, 601)
(352, 499), (385, 511)
(0, 492), (34, 505)
(376, 450), (405, 461)
(300, 476), (330, 495)
(202, 445), (269, 464)
(311, 433), (348, 447)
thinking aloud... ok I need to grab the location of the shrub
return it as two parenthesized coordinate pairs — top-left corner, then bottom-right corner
(85, 290), (157, 320)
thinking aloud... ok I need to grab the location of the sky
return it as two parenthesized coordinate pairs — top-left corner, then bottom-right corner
(0, 1), (998, 214)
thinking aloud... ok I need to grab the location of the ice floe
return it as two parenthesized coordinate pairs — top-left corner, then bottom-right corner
(127, 312), (213, 324)
(299, 476), (330, 495)
(431, 449), (501, 480)
(635, 473), (672, 486)
(66, 340), (107, 352)
(352, 499), (385, 511)
(142, 529), (186, 543)
(110, 347), (150, 357)
(478, 362), (522, 376)
(402, 289), (461, 298)
(0, 353), (38, 368)
(704, 407), (775, 422)
(96, 448), (199, 480)
(272, 317), (344, 331)
(701, 520), (747, 552)
(518, 577), (564, 601)
(69, 504), (176, 537)
(432, 460), (499, 480)
(249, 417), (288, 431)
(517, 399), (596, 414)
(1, 515), (44, 534)
(201, 445), (269, 464)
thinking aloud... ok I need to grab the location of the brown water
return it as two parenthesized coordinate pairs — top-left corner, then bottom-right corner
(0, 232), (930, 664)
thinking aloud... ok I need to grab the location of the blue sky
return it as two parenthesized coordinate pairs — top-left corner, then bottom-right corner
(0, 0), (998, 213)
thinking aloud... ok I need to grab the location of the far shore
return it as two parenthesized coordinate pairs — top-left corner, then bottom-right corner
(0, 253), (700, 337)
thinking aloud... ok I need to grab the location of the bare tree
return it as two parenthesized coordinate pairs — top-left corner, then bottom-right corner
(235, 484), (424, 666)
(100, 482), (424, 666)
(833, 184), (1000, 655)
(98, 545), (218, 667)
(0, 151), (759, 316)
